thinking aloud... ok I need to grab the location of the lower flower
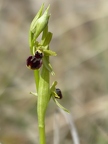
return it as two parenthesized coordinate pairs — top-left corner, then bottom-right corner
(26, 55), (42, 70)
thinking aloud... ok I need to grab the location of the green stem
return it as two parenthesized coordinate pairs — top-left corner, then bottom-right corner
(34, 70), (39, 91)
(39, 126), (46, 144)
(37, 65), (49, 126)
(37, 57), (50, 144)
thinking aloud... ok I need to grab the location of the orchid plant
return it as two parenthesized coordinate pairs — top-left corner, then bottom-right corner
(26, 4), (69, 144)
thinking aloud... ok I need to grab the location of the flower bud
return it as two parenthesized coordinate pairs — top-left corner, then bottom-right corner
(34, 5), (50, 39)
(30, 4), (44, 33)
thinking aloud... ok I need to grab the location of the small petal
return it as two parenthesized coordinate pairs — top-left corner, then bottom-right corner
(53, 96), (69, 113)
(26, 56), (42, 70)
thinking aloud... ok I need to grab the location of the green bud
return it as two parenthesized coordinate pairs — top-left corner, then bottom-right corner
(30, 4), (44, 33)
(34, 5), (50, 39)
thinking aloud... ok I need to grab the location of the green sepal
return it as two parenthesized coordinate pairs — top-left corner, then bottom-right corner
(38, 46), (56, 56)
(43, 49), (57, 56)
(52, 91), (60, 99)
(52, 96), (69, 113)
(50, 81), (57, 94)
(43, 56), (55, 75)
(49, 81), (57, 100)
(29, 30), (34, 54)
(30, 4), (44, 33)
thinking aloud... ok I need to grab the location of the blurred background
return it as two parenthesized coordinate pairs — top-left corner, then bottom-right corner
(0, 0), (108, 144)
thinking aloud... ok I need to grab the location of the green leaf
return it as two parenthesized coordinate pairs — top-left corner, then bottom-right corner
(53, 96), (70, 113)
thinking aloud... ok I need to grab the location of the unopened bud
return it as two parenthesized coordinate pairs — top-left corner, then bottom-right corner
(34, 5), (50, 39)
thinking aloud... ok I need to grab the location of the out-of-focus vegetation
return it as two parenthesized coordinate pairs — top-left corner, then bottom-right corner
(0, 0), (108, 144)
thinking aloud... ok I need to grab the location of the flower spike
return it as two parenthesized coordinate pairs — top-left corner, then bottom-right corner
(27, 5), (69, 144)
